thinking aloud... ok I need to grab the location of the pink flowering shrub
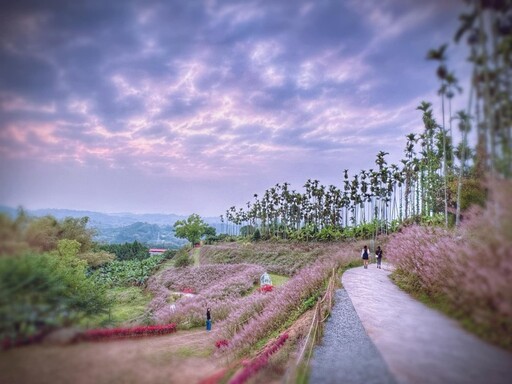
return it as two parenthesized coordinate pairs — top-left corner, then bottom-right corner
(147, 264), (265, 328)
(387, 225), (459, 296)
(388, 179), (512, 349)
(219, 257), (341, 355)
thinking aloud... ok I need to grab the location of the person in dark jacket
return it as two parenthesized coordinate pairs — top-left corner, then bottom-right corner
(361, 245), (369, 269)
(206, 307), (211, 331)
(375, 246), (383, 269)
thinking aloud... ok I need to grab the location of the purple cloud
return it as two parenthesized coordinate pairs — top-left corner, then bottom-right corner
(0, 0), (466, 216)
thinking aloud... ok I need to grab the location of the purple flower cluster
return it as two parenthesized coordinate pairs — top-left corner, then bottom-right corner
(147, 264), (265, 327)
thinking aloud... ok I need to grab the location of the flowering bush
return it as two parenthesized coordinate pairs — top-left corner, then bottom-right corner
(259, 284), (273, 293)
(387, 179), (512, 350)
(147, 264), (265, 327)
(182, 287), (195, 294)
(215, 339), (229, 348)
(78, 323), (177, 342)
(218, 253), (348, 355)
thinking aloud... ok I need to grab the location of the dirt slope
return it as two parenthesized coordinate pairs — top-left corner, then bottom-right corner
(0, 329), (220, 384)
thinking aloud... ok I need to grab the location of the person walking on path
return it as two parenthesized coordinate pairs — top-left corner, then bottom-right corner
(375, 245), (383, 269)
(206, 307), (212, 331)
(361, 245), (369, 269)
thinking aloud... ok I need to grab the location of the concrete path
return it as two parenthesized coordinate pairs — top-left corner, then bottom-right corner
(309, 289), (397, 384)
(342, 263), (512, 384)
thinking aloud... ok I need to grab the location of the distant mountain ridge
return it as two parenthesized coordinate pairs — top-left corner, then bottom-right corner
(0, 206), (221, 227)
(0, 206), (223, 246)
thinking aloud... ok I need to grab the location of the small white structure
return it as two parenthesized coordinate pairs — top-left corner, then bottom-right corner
(260, 272), (272, 287)
(149, 248), (167, 256)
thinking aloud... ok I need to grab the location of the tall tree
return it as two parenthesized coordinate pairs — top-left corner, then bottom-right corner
(173, 214), (214, 246)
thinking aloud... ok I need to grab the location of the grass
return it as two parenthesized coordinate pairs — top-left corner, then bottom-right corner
(157, 258), (175, 271)
(176, 346), (212, 358)
(192, 248), (200, 266)
(269, 273), (289, 287)
(199, 242), (343, 275)
(82, 286), (152, 328)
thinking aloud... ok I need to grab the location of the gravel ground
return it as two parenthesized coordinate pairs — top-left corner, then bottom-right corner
(309, 289), (396, 384)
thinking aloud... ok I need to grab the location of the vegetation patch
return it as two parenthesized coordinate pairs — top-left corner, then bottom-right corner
(0, 240), (109, 343)
(268, 273), (289, 287)
(92, 255), (166, 287)
(84, 286), (152, 328)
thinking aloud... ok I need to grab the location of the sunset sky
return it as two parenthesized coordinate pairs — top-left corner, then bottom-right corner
(0, 0), (468, 217)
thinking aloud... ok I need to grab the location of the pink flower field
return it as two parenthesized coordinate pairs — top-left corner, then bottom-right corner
(387, 180), (512, 350)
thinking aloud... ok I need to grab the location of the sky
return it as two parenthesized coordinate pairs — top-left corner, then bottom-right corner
(0, 0), (469, 217)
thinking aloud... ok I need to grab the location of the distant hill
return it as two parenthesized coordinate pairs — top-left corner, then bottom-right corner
(0, 206), (223, 246)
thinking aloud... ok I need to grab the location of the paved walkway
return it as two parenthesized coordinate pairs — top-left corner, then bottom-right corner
(309, 289), (396, 384)
(342, 263), (512, 384)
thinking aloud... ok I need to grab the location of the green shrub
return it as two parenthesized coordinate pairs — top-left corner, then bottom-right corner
(252, 228), (261, 241)
(0, 240), (109, 341)
(79, 250), (116, 267)
(163, 249), (177, 259)
(174, 249), (192, 268)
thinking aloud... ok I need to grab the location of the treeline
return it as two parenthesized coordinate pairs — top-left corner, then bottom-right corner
(97, 241), (150, 261)
(223, 1), (511, 240)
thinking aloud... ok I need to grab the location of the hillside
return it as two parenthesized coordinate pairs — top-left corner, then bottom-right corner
(0, 206), (222, 246)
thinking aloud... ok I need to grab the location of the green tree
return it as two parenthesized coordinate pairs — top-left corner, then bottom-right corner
(59, 216), (96, 253)
(173, 214), (211, 246)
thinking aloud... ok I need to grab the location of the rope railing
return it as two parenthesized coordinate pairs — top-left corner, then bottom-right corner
(284, 267), (338, 384)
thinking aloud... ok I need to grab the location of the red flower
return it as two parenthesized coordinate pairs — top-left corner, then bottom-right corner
(229, 332), (288, 384)
(215, 339), (229, 348)
(81, 323), (177, 342)
(259, 284), (273, 293)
